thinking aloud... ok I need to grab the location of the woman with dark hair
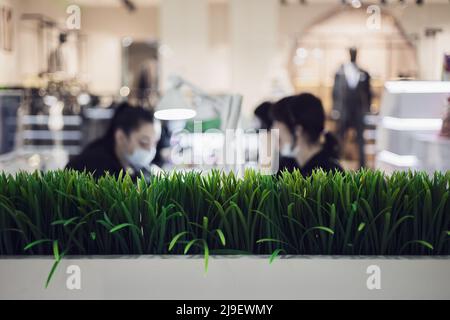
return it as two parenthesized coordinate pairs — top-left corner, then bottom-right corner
(253, 101), (274, 130)
(66, 102), (160, 178)
(271, 93), (343, 176)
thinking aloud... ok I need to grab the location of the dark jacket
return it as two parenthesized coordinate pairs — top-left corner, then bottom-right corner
(66, 138), (124, 179)
(277, 149), (343, 177)
(332, 64), (372, 127)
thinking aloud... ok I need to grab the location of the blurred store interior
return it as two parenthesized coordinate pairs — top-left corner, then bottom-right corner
(0, 0), (449, 176)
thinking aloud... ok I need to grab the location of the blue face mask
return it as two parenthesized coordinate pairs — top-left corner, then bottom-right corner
(125, 147), (157, 170)
(280, 143), (301, 158)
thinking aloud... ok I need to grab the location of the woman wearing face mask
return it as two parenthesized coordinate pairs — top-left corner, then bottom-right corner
(66, 102), (160, 179)
(271, 93), (343, 177)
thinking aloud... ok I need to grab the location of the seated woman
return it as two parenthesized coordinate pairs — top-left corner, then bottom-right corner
(271, 93), (343, 176)
(66, 102), (160, 179)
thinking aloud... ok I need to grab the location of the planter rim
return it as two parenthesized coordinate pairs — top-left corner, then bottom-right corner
(1, 255), (450, 260)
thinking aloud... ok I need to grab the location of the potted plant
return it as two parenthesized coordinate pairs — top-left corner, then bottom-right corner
(0, 170), (449, 299)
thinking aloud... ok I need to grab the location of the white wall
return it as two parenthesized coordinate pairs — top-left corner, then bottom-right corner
(0, 0), (22, 86)
(11, 0), (74, 86)
(280, 3), (450, 81)
(0, 0), (159, 95)
(157, 2), (450, 115)
(81, 6), (159, 95)
(159, 0), (209, 91)
(2, 1), (450, 112)
(388, 4), (450, 80)
(230, 0), (279, 116)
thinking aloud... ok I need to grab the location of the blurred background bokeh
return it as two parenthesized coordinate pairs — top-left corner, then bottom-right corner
(0, 0), (449, 175)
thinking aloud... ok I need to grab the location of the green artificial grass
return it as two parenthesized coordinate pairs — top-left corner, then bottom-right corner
(0, 169), (449, 285)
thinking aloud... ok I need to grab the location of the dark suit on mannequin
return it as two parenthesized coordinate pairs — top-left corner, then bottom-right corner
(333, 48), (371, 168)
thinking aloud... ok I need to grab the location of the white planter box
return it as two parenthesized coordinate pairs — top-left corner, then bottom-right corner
(1, 256), (449, 300)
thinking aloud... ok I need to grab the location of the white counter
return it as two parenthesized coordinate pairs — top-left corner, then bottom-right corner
(376, 81), (450, 173)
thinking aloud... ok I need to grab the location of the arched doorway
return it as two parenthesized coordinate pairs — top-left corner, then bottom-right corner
(289, 5), (418, 114)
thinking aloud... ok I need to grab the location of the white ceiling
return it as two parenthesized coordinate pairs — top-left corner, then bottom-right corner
(71, 0), (158, 7)
(71, 0), (450, 7)
(72, 0), (226, 7)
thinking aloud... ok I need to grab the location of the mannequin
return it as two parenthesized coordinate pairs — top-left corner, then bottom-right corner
(332, 47), (372, 168)
(48, 33), (67, 74)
